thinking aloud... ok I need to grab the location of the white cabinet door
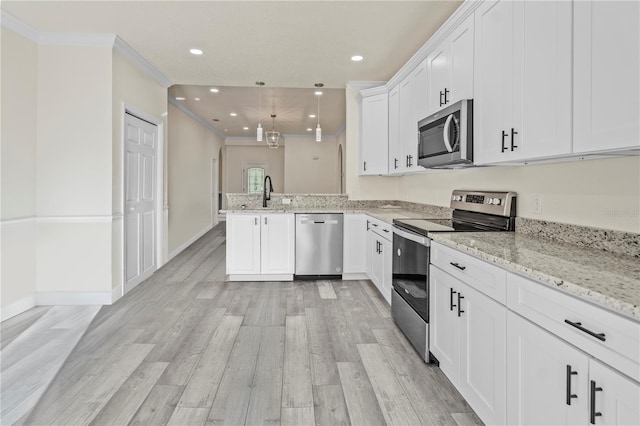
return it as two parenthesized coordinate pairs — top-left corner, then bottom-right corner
(474, 0), (515, 165)
(429, 265), (459, 379)
(458, 281), (507, 425)
(589, 359), (640, 426)
(361, 93), (389, 175)
(507, 311), (589, 426)
(398, 75), (415, 172)
(449, 15), (474, 106)
(379, 237), (392, 305)
(573, 1), (640, 153)
(226, 214), (261, 275)
(369, 233), (384, 293)
(343, 214), (367, 274)
(387, 85), (401, 174)
(427, 44), (449, 114)
(260, 213), (294, 274)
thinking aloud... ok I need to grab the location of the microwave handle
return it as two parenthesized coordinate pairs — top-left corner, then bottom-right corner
(443, 114), (454, 153)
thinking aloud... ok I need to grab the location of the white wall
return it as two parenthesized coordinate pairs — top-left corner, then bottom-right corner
(0, 27), (38, 316)
(284, 135), (339, 193)
(168, 103), (224, 255)
(224, 144), (285, 194)
(346, 85), (640, 233)
(112, 49), (168, 292)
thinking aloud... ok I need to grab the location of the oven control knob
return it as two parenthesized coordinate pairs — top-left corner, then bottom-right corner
(494, 198), (502, 205)
(487, 197), (494, 204)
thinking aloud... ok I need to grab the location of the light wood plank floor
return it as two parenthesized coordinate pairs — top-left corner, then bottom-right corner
(9, 224), (481, 426)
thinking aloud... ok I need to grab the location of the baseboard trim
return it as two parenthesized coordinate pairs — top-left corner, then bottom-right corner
(168, 224), (214, 260)
(342, 272), (369, 280)
(37, 291), (112, 306)
(0, 294), (38, 321)
(228, 274), (293, 282)
(111, 285), (123, 304)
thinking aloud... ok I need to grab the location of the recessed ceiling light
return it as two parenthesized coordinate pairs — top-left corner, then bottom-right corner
(315, 91), (323, 96)
(189, 48), (203, 55)
(209, 88), (219, 93)
(243, 126), (249, 130)
(230, 113), (237, 117)
(175, 97), (185, 101)
(307, 128), (313, 132)
(351, 55), (364, 62)
(194, 97), (200, 101)
(309, 114), (316, 118)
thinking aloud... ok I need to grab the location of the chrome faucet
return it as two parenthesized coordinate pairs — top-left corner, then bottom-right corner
(263, 175), (274, 208)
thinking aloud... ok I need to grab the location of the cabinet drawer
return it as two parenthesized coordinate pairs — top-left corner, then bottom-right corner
(431, 242), (507, 304)
(367, 216), (392, 241)
(507, 272), (640, 382)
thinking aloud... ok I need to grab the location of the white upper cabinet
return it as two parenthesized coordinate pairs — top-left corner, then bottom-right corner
(573, 1), (640, 154)
(427, 14), (475, 116)
(360, 92), (389, 175)
(474, 0), (572, 164)
(387, 85), (401, 173)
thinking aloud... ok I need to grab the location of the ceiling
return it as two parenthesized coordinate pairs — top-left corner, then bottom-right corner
(3, 1), (463, 137)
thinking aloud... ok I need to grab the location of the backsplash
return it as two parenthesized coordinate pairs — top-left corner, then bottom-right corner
(516, 217), (640, 258)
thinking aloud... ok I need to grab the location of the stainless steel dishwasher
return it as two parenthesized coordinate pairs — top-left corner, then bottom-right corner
(295, 213), (343, 279)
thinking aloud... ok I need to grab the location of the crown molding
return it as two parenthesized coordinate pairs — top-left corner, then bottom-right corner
(0, 9), (39, 43)
(114, 36), (172, 88)
(169, 97), (227, 139)
(347, 81), (386, 91)
(39, 32), (115, 46)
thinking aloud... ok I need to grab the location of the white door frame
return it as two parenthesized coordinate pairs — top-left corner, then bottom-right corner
(120, 103), (165, 299)
(211, 157), (218, 226)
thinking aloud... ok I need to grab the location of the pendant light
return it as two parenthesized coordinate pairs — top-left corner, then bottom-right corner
(265, 114), (280, 148)
(314, 83), (323, 142)
(256, 81), (265, 142)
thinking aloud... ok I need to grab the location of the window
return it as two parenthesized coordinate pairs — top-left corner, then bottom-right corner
(246, 167), (265, 194)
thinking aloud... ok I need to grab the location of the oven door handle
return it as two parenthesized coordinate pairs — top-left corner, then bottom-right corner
(392, 226), (430, 246)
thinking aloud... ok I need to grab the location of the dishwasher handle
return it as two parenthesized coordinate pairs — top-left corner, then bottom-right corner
(300, 219), (339, 225)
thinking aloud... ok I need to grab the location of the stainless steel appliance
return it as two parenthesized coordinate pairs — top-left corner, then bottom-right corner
(418, 99), (473, 169)
(391, 190), (516, 361)
(295, 213), (343, 279)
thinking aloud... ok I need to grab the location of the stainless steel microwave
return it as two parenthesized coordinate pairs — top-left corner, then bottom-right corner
(417, 99), (473, 168)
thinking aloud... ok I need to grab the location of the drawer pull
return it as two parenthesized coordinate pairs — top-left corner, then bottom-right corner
(450, 262), (466, 271)
(449, 288), (457, 311)
(564, 320), (606, 342)
(383, 229), (389, 233)
(566, 365), (578, 405)
(590, 380), (603, 424)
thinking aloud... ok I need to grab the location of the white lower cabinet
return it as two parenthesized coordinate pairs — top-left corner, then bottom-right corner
(507, 311), (640, 426)
(343, 214), (368, 276)
(429, 264), (506, 425)
(366, 218), (392, 304)
(226, 213), (294, 280)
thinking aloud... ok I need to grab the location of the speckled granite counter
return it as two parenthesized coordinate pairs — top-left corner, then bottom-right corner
(429, 232), (640, 320)
(223, 207), (430, 222)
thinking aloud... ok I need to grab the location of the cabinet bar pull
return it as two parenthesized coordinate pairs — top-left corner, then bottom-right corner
(394, 158), (398, 169)
(255, 218), (258, 225)
(450, 262), (466, 271)
(366, 220), (370, 231)
(449, 288), (457, 311)
(444, 88), (450, 104)
(501, 131), (508, 153)
(511, 128), (518, 150)
(264, 217), (267, 225)
(566, 365), (578, 405)
(564, 320), (606, 341)
(440, 90), (444, 107)
(408, 155), (413, 167)
(590, 380), (603, 424)
(457, 293), (464, 317)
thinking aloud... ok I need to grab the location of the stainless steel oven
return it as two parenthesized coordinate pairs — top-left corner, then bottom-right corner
(391, 190), (517, 362)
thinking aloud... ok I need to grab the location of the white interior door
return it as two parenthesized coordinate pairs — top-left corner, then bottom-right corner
(125, 112), (158, 293)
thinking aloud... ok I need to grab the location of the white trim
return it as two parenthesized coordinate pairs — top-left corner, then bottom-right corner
(0, 295), (38, 322)
(0, 216), (36, 227)
(341, 273), (369, 281)
(114, 36), (171, 88)
(39, 32), (115, 46)
(169, 97), (226, 138)
(224, 136), (286, 146)
(228, 274), (294, 282)
(37, 215), (116, 224)
(0, 10), (39, 43)
(335, 123), (347, 138)
(168, 224), (214, 260)
(37, 292), (112, 306)
(347, 81), (387, 90)
(112, 285), (123, 304)
(123, 268), (154, 294)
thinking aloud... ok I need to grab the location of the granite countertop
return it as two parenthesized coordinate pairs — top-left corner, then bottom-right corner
(223, 207), (431, 222)
(429, 232), (640, 320)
